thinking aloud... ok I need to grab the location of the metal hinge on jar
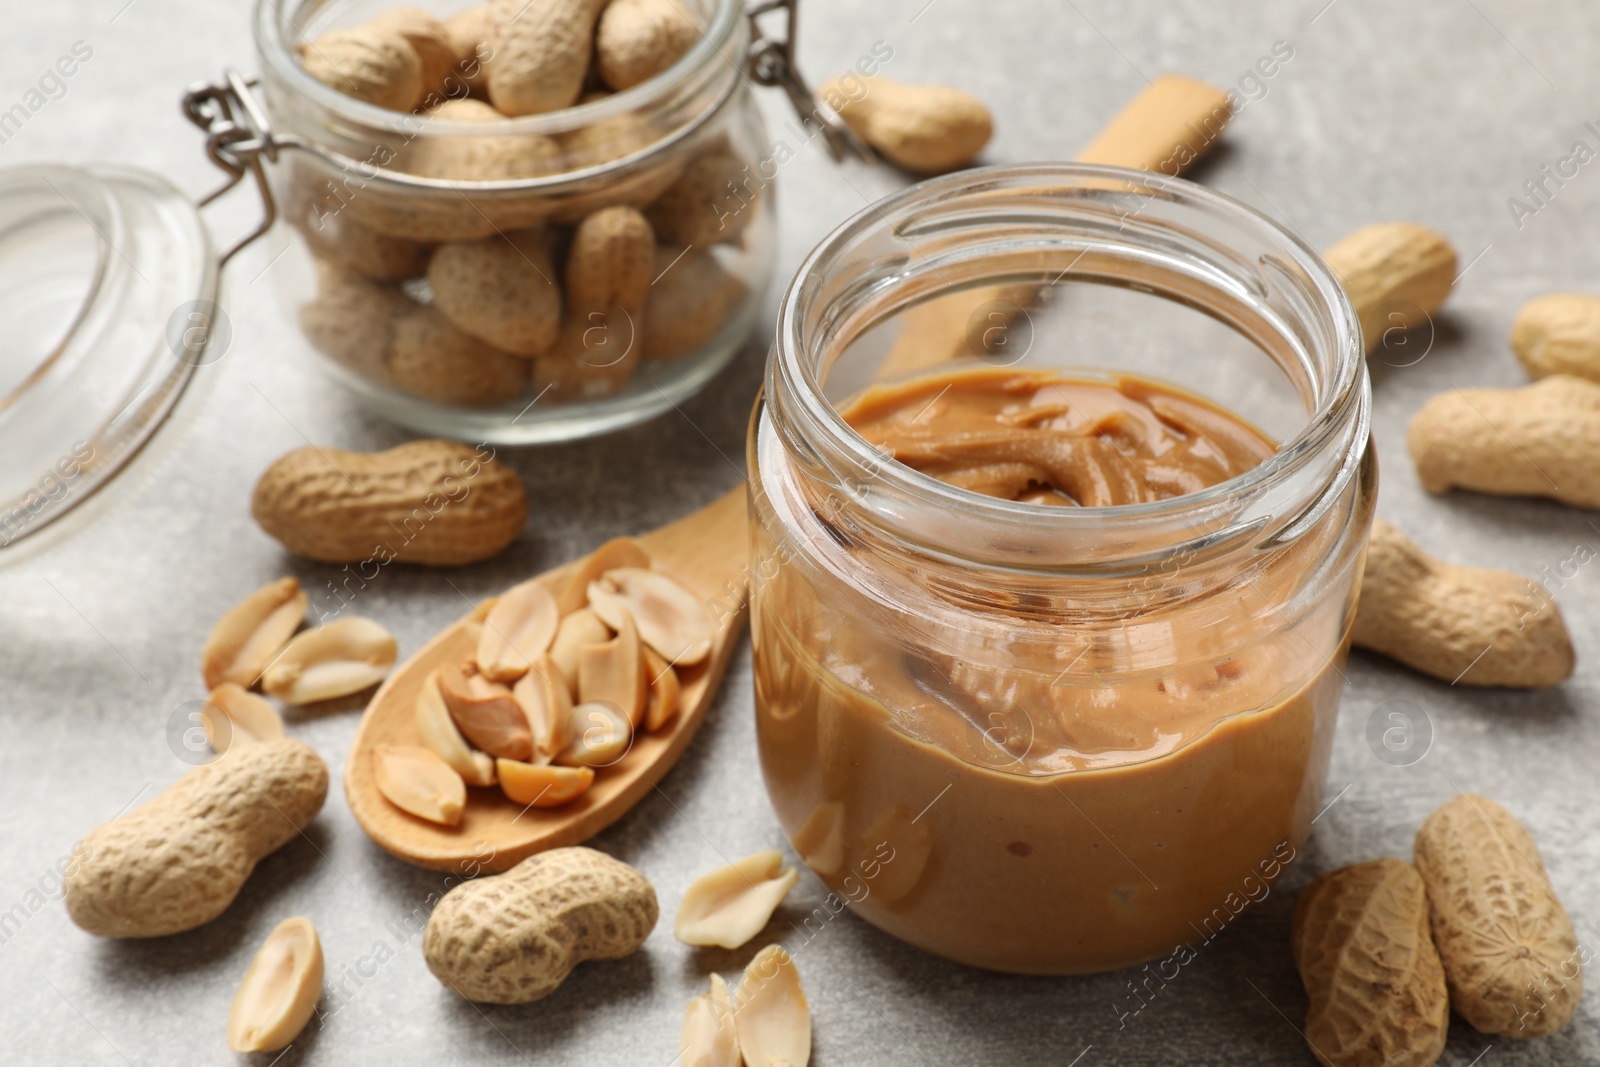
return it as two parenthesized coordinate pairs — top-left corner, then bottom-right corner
(180, 0), (871, 262)
(746, 0), (876, 163)
(181, 69), (297, 266)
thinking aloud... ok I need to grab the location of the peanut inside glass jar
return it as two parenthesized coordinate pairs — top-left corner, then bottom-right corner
(748, 164), (1375, 974)
(250, 0), (773, 443)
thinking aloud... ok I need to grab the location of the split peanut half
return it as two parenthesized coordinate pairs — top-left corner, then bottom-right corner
(558, 536), (651, 614)
(477, 577), (560, 683)
(438, 661), (533, 760)
(578, 610), (648, 727)
(374, 744), (467, 826)
(462, 609), (489, 650)
(496, 759), (595, 806)
(675, 850), (799, 949)
(512, 653), (574, 756)
(200, 684), (285, 753)
(227, 916), (324, 1053)
(416, 670), (497, 786)
(202, 577), (308, 690)
(557, 701), (633, 767)
(260, 617), (397, 704)
(734, 945), (811, 1067)
(550, 607), (610, 695)
(681, 972), (740, 1067)
(587, 567), (714, 666)
(643, 646), (680, 732)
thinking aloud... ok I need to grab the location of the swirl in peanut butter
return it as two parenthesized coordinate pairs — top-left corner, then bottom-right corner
(841, 368), (1276, 505)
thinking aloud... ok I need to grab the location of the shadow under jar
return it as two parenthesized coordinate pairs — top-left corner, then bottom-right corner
(253, 0), (773, 443)
(748, 164), (1376, 974)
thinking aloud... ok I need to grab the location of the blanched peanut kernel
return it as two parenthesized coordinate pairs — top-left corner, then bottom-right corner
(374, 744), (467, 826)
(227, 916), (324, 1053)
(587, 567), (713, 666)
(675, 850), (799, 949)
(200, 684), (286, 754)
(259, 617), (397, 705)
(478, 576), (561, 682)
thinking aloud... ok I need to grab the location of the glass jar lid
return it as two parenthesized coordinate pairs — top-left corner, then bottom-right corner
(0, 163), (221, 563)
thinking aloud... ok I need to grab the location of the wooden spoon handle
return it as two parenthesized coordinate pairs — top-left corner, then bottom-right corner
(877, 75), (1234, 379)
(637, 484), (749, 618)
(1076, 74), (1233, 171)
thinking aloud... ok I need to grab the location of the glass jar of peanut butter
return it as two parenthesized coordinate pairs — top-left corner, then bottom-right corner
(748, 163), (1375, 974)
(194, 0), (784, 443)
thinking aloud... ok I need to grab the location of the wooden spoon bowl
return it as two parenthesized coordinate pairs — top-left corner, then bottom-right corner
(346, 488), (748, 873)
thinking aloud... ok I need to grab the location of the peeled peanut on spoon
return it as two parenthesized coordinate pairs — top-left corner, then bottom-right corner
(415, 670), (497, 786)
(497, 759), (595, 807)
(438, 661), (532, 760)
(587, 567), (715, 666)
(373, 744), (467, 826)
(477, 576), (560, 682)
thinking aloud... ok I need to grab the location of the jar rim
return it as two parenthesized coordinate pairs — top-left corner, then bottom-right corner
(0, 163), (219, 563)
(770, 162), (1368, 566)
(252, 0), (744, 140)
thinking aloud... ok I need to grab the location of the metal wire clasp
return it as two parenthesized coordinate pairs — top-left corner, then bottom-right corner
(181, 69), (283, 265)
(746, 0), (874, 164)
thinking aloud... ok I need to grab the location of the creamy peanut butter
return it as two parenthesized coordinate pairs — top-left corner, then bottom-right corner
(842, 368), (1275, 506)
(752, 366), (1351, 974)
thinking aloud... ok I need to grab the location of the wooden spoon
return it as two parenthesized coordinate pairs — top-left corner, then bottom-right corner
(876, 74), (1234, 379)
(345, 76), (1232, 873)
(346, 488), (747, 873)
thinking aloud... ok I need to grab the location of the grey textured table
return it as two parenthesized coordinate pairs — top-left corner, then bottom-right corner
(3, 1), (1598, 1064)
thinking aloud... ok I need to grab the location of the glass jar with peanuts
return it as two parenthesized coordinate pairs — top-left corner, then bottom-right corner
(214, 0), (789, 443)
(748, 163), (1377, 974)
